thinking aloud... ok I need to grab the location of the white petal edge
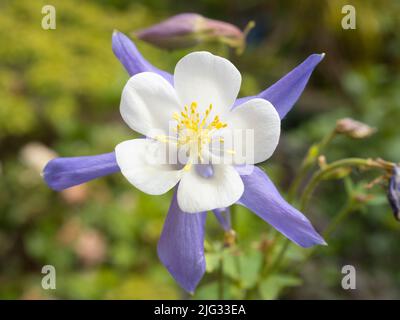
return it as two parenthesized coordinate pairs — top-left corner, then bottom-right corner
(223, 98), (281, 164)
(120, 72), (181, 137)
(115, 139), (183, 195)
(177, 165), (244, 213)
(174, 51), (241, 117)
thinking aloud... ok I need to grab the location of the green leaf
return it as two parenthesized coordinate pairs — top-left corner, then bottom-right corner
(205, 252), (221, 273)
(258, 274), (302, 299)
(222, 249), (239, 280)
(238, 251), (262, 288)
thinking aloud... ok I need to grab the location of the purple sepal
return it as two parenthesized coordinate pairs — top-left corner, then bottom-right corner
(158, 191), (207, 293)
(256, 53), (325, 119)
(43, 152), (120, 191)
(235, 53), (325, 119)
(237, 166), (326, 248)
(112, 30), (173, 83)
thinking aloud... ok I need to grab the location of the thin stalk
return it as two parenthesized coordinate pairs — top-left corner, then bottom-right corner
(260, 157), (393, 283)
(218, 254), (224, 300)
(267, 237), (291, 274)
(290, 197), (358, 274)
(288, 130), (337, 202)
(323, 199), (356, 239)
(243, 232), (286, 299)
(300, 157), (393, 211)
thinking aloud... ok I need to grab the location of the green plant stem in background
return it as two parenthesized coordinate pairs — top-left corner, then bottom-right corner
(288, 130), (337, 202)
(218, 253), (224, 300)
(267, 236), (291, 274)
(323, 198), (356, 239)
(247, 157), (395, 298)
(230, 205), (242, 280)
(257, 132), (338, 288)
(300, 157), (394, 211)
(255, 129), (337, 293)
(217, 204), (238, 300)
(290, 196), (358, 274)
(278, 157), (394, 276)
(267, 183), (361, 280)
(243, 232), (285, 299)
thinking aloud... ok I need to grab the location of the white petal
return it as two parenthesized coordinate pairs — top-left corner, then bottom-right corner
(223, 98), (281, 164)
(174, 52), (241, 116)
(120, 72), (181, 136)
(115, 139), (182, 195)
(177, 165), (244, 213)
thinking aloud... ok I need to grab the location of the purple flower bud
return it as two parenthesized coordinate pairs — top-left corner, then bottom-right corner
(388, 166), (400, 221)
(135, 13), (253, 53)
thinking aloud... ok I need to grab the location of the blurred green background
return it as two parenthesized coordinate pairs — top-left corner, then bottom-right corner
(1, 0), (400, 299)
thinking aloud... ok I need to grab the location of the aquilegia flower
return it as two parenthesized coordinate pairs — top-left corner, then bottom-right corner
(43, 31), (326, 293)
(116, 51), (280, 213)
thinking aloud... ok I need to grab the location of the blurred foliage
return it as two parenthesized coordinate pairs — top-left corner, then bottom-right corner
(0, 0), (400, 299)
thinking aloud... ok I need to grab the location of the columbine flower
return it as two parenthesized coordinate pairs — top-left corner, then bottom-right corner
(388, 166), (400, 221)
(135, 13), (254, 54)
(116, 51), (281, 213)
(43, 31), (326, 293)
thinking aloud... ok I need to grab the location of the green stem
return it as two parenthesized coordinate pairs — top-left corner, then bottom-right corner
(288, 130), (337, 202)
(300, 157), (393, 211)
(218, 254), (224, 300)
(267, 237), (291, 273)
(243, 155), (393, 299)
(231, 206), (242, 277)
(290, 197), (358, 274)
(243, 232), (287, 299)
(263, 157), (393, 284)
(261, 131), (337, 291)
(323, 198), (356, 239)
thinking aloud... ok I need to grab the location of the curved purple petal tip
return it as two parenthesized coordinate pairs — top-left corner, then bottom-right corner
(236, 53), (325, 119)
(158, 192), (207, 293)
(237, 166), (326, 248)
(112, 30), (173, 83)
(43, 152), (120, 191)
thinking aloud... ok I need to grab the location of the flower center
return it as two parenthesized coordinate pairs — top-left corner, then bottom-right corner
(174, 102), (227, 169)
(156, 102), (228, 171)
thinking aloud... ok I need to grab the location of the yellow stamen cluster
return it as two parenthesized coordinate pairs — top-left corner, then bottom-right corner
(173, 102), (227, 135)
(168, 102), (228, 169)
(155, 102), (229, 171)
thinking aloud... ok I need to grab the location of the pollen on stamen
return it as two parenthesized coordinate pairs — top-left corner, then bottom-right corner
(169, 102), (229, 167)
(183, 162), (192, 171)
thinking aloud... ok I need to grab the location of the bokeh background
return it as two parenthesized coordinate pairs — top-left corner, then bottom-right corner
(1, 0), (400, 299)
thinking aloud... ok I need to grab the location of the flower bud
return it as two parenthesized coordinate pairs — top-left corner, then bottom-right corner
(135, 13), (254, 54)
(387, 166), (400, 221)
(335, 118), (376, 139)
